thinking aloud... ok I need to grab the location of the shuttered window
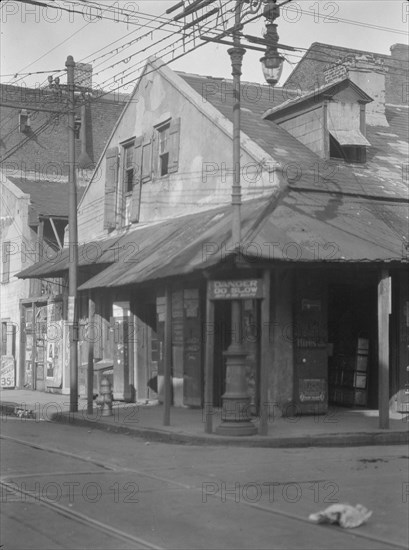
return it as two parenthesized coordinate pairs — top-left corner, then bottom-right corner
(123, 143), (135, 193)
(130, 137), (143, 223)
(158, 123), (170, 176)
(142, 137), (152, 183)
(168, 118), (181, 174)
(155, 118), (181, 177)
(103, 147), (118, 231)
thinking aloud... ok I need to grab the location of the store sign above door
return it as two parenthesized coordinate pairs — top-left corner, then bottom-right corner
(208, 279), (264, 300)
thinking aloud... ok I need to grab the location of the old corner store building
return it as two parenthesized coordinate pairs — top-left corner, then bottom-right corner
(18, 191), (409, 429)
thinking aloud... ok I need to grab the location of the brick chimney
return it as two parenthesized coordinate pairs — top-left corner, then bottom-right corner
(390, 43), (409, 62)
(324, 54), (388, 127)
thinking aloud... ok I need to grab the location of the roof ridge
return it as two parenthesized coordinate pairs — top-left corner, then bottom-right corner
(176, 70), (285, 90)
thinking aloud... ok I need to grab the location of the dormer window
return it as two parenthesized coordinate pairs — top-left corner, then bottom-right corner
(262, 79), (372, 161)
(329, 132), (367, 163)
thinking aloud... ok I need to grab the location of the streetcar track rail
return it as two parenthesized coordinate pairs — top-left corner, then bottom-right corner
(1, 434), (407, 550)
(0, 479), (163, 550)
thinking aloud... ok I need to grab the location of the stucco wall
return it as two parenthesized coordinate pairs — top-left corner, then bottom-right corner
(78, 62), (281, 242)
(0, 179), (32, 385)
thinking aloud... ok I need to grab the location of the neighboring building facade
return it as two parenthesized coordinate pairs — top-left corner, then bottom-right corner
(1, 69), (127, 390)
(1, 176), (68, 389)
(0, 68), (127, 185)
(18, 44), (409, 421)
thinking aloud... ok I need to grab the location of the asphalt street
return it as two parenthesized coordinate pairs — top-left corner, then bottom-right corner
(1, 417), (408, 549)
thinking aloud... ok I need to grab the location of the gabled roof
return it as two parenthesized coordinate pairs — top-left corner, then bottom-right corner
(7, 177), (84, 218)
(178, 71), (408, 201)
(263, 78), (373, 120)
(178, 71), (325, 190)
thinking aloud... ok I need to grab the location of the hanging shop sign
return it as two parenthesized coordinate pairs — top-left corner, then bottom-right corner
(208, 279), (264, 300)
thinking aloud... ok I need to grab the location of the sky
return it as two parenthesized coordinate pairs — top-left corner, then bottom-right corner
(1, 0), (408, 93)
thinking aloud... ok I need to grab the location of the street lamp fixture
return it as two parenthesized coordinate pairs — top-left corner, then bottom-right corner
(260, 3), (284, 86)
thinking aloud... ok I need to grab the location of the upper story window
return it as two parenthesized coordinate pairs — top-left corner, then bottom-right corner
(103, 118), (181, 231)
(123, 141), (135, 193)
(158, 123), (170, 176)
(154, 118), (181, 177)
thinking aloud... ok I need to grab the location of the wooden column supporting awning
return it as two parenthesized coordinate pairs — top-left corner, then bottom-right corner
(378, 268), (391, 429)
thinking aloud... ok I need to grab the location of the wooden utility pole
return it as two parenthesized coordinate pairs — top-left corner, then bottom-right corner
(66, 55), (79, 413)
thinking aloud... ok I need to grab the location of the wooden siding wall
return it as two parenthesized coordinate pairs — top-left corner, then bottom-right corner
(327, 102), (361, 132)
(279, 107), (324, 157)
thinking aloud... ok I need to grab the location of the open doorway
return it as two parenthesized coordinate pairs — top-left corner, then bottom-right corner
(328, 283), (378, 408)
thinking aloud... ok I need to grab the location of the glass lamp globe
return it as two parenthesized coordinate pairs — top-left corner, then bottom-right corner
(260, 52), (284, 86)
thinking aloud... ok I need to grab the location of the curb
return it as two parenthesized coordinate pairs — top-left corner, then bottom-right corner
(49, 411), (409, 448)
(1, 402), (38, 420)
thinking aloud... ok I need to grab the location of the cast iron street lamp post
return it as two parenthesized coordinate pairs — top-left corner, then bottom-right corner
(216, 0), (284, 436)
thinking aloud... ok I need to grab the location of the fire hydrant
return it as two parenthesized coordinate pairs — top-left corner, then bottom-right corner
(96, 376), (113, 416)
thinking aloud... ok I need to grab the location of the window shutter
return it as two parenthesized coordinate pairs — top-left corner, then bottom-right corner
(152, 132), (159, 177)
(2, 241), (10, 283)
(103, 147), (118, 231)
(168, 118), (181, 174)
(142, 135), (152, 183)
(130, 137), (143, 223)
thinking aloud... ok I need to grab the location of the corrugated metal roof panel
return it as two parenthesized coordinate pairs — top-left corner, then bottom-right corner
(77, 192), (408, 291)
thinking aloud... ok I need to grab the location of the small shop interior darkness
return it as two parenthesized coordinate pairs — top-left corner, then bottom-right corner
(328, 282), (378, 409)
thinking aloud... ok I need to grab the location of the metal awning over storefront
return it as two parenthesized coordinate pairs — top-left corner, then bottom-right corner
(17, 190), (408, 290)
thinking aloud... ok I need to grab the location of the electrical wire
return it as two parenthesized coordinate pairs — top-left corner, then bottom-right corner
(30, 1), (236, 92)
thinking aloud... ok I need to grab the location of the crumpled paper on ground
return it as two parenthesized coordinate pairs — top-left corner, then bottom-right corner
(308, 504), (372, 528)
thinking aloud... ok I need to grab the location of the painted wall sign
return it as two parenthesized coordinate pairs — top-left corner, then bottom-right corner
(1, 356), (15, 388)
(68, 296), (75, 323)
(299, 378), (326, 402)
(156, 296), (166, 323)
(208, 279), (263, 300)
(184, 288), (199, 318)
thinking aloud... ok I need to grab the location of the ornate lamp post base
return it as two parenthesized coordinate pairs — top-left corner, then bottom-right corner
(215, 346), (257, 436)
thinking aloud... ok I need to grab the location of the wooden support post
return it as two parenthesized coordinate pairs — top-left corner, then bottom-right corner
(204, 287), (215, 434)
(87, 292), (95, 415)
(32, 302), (37, 390)
(19, 303), (25, 388)
(259, 269), (271, 435)
(163, 286), (172, 426)
(378, 268), (390, 429)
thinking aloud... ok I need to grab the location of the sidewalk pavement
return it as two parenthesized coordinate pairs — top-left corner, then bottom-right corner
(1, 387), (408, 448)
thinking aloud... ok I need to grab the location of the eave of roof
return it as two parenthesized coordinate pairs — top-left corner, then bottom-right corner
(18, 186), (408, 289)
(7, 177), (84, 218)
(263, 78), (373, 120)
